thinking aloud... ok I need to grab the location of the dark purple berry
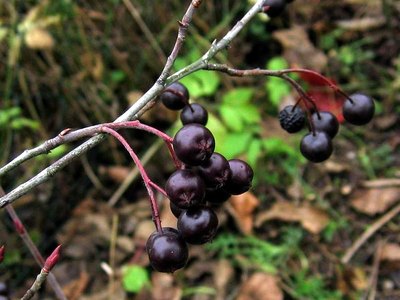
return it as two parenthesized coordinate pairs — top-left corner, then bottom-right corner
(204, 188), (231, 205)
(311, 111), (339, 138)
(165, 169), (205, 209)
(197, 152), (231, 189)
(343, 93), (375, 125)
(180, 103), (208, 125)
(160, 82), (189, 110)
(146, 227), (188, 273)
(177, 207), (218, 244)
(263, 0), (287, 17)
(300, 132), (333, 163)
(173, 124), (215, 166)
(279, 105), (305, 133)
(170, 201), (185, 218)
(225, 159), (253, 195)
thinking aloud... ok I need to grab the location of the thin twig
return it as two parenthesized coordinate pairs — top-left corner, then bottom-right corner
(341, 202), (400, 264)
(0, 187), (66, 300)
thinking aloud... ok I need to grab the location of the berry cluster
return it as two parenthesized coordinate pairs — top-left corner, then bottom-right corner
(146, 82), (254, 273)
(279, 93), (375, 163)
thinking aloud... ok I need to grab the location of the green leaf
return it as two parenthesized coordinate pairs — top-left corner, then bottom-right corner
(10, 118), (40, 130)
(236, 104), (261, 124)
(222, 88), (254, 106)
(217, 132), (252, 159)
(266, 56), (288, 70)
(219, 105), (243, 132)
(247, 139), (262, 167)
(206, 113), (227, 148)
(122, 265), (150, 293)
(265, 57), (291, 107)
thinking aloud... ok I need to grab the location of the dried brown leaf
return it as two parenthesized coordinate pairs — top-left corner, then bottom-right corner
(25, 28), (54, 49)
(228, 192), (260, 235)
(273, 26), (327, 71)
(98, 165), (130, 183)
(350, 187), (400, 215)
(237, 272), (283, 300)
(381, 243), (400, 262)
(255, 201), (329, 234)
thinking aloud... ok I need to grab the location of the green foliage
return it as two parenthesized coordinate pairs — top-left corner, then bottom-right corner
(0, 107), (39, 131)
(206, 233), (289, 273)
(265, 57), (291, 107)
(174, 48), (220, 98)
(291, 271), (343, 300)
(122, 265), (150, 293)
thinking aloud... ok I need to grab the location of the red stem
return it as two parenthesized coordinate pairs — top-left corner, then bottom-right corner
(107, 121), (182, 169)
(101, 126), (162, 232)
(149, 181), (168, 197)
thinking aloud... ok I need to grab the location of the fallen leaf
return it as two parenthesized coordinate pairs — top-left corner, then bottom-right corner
(381, 243), (400, 262)
(336, 266), (368, 296)
(350, 187), (400, 215)
(255, 201), (329, 234)
(237, 272), (283, 300)
(25, 28), (54, 49)
(98, 165), (131, 183)
(151, 272), (182, 300)
(228, 192), (260, 235)
(273, 26), (327, 71)
(213, 259), (234, 300)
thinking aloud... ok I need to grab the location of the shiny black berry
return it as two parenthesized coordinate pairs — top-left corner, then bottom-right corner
(177, 207), (218, 244)
(225, 159), (253, 195)
(173, 124), (215, 166)
(300, 132), (333, 163)
(160, 82), (189, 110)
(263, 0), (287, 17)
(343, 93), (375, 125)
(146, 227), (188, 273)
(180, 103), (208, 125)
(311, 111), (339, 138)
(279, 105), (305, 133)
(165, 169), (205, 209)
(197, 152), (231, 189)
(170, 201), (185, 218)
(204, 188), (231, 205)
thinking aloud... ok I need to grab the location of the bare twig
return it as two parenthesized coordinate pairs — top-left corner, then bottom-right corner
(0, 187), (66, 300)
(21, 245), (62, 300)
(0, 0), (266, 209)
(341, 202), (400, 264)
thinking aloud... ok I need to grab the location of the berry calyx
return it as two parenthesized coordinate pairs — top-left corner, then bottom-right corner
(165, 169), (205, 209)
(300, 132), (333, 163)
(262, 0), (287, 18)
(225, 159), (254, 195)
(343, 93), (375, 125)
(279, 105), (306, 133)
(311, 111), (339, 138)
(173, 124), (215, 166)
(177, 207), (218, 245)
(160, 82), (189, 110)
(197, 152), (231, 189)
(146, 227), (188, 273)
(180, 103), (208, 125)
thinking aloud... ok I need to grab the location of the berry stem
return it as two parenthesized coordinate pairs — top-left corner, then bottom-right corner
(149, 181), (168, 197)
(106, 121), (182, 169)
(100, 126), (162, 232)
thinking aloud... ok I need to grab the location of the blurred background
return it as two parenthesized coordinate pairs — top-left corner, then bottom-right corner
(0, 0), (399, 299)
